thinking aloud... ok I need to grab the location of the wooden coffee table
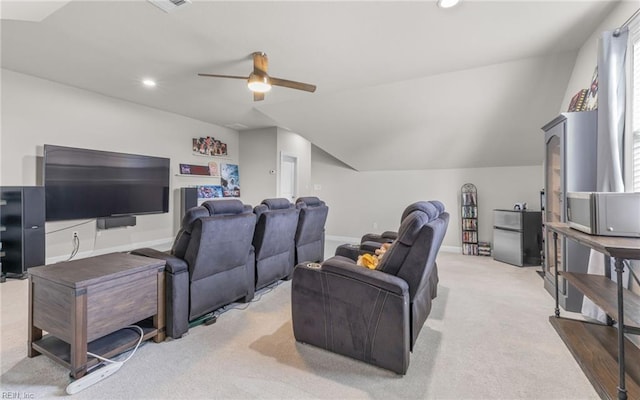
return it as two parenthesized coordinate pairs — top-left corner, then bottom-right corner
(27, 252), (165, 378)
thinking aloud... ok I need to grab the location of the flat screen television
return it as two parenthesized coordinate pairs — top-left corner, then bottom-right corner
(44, 145), (170, 221)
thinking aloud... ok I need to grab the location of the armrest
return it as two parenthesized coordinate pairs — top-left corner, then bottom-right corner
(131, 248), (188, 274)
(334, 243), (360, 260)
(360, 233), (387, 244)
(360, 241), (383, 254)
(321, 256), (408, 296)
(131, 247), (189, 339)
(381, 231), (398, 240)
(360, 232), (396, 245)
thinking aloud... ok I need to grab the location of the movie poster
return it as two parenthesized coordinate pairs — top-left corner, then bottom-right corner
(197, 185), (224, 200)
(220, 163), (240, 197)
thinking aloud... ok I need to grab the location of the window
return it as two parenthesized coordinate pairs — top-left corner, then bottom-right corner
(629, 19), (640, 192)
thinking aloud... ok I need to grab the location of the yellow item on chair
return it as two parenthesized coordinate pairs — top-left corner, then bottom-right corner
(357, 253), (379, 269)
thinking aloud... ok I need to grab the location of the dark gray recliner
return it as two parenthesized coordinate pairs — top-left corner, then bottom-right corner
(291, 201), (449, 374)
(252, 198), (300, 290)
(294, 197), (329, 264)
(338, 201), (445, 298)
(132, 199), (256, 338)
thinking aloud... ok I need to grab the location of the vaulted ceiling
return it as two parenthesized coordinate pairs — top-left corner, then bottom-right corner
(1, 1), (621, 170)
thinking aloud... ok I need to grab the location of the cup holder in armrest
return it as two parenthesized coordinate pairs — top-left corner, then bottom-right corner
(306, 262), (322, 269)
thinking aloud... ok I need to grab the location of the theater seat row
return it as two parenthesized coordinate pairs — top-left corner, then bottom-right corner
(132, 196), (328, 338)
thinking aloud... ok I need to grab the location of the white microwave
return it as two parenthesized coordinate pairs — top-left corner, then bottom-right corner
(566, 192), (640, 237)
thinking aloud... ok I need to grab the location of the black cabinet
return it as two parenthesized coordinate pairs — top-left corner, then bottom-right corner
(0, 187), (46, 280)
(493, 210), (542, 267)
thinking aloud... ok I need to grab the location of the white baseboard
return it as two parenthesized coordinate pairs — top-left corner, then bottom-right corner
(441, 245), (462, 253)
(46, 237), (174, 264)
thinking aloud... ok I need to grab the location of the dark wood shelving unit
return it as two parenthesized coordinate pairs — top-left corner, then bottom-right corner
(547, 222), (640, 400)
(549, 317), (640, 400)
(561, 272), (640, 330)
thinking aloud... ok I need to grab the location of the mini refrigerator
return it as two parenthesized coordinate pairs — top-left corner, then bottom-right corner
(493, 209), (542, 267)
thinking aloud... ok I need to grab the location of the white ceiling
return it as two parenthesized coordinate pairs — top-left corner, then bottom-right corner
(0, 0), (621, 170)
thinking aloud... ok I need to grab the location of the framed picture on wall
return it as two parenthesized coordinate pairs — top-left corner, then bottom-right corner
(192, 136), (228, 157)
(221, 163), (240, 197)
(179, 163), (211, 176)
(197, 185), (223, 199)
(208, 161), (219, 177)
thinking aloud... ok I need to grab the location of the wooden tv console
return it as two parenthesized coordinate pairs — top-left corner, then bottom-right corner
(27, 252), (165, 378)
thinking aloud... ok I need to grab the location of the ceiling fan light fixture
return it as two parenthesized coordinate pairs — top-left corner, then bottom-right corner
(437, 0), (460, 9)
(142, 78), (157, 88)
(247, 73), (272, 93)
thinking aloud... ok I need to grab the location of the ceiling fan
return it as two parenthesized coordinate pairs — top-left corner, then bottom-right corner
(198, 52), (317, 101)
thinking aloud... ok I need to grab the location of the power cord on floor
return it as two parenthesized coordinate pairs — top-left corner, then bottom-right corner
(224, 279), (283, 312)
(66, 325), (144, 395)
(87, 325), (144, 364)
(194, 279), (284, 325)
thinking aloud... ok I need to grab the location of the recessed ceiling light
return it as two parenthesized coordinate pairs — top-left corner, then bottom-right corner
(437, 0), (460, 9)
(142, 79), (157, 88)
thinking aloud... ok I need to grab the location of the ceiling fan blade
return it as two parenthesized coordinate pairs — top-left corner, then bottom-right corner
(271, 77), (316, 93)
(253, 92), (265, 101)
(198, 73), (248, 80)
(252, 52), (268, 74)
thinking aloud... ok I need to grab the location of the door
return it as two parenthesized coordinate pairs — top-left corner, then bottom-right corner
(280, 154), (297, 202)
(493, 228), (523, 266)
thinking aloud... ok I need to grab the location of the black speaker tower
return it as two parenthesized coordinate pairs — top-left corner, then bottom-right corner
(180, 187), (198, 220)
(1, 187), (46, 281)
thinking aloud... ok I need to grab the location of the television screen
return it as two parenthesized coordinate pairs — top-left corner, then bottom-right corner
(44, 145), (170, 221)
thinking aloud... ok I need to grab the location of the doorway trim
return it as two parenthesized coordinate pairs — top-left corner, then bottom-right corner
(279, 152), (298, 202)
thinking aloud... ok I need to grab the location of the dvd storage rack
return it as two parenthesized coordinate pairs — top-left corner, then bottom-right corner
(461, 183), (478, 256)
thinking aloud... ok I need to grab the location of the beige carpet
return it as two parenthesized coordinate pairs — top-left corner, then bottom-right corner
(1, 251), (599, 399)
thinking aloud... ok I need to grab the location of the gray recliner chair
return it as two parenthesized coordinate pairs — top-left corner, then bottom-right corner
(132, 199), (256, 338)
(291, 201), (449, 374)
(252, 198), (300, 290)
(337, 200), (445, 298)
(294, 197), (329, 264)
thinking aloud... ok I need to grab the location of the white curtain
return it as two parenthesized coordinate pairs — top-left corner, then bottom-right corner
(582, 29), (630, 321)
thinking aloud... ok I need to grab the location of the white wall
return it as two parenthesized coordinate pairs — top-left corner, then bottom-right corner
(311, 146), (542, 250)
(239, 127), (312, 207)
(1, 69), (239, 262)
(239, 127), (278, 207)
